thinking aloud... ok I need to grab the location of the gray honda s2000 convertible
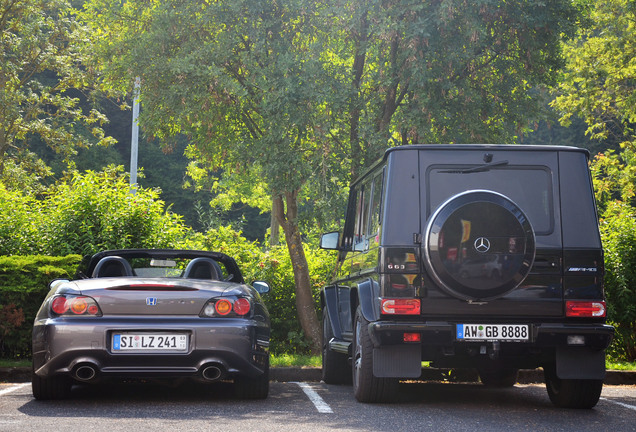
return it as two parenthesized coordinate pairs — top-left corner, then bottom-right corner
(32, 249), (271, 400)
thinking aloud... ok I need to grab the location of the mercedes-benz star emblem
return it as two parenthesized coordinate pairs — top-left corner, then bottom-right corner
(474, 237), (491, 253)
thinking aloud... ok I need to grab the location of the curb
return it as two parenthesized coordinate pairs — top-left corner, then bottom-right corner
(3, 367), (635, 385)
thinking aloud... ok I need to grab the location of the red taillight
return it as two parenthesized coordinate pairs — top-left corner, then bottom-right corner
(201, 297), (252, 318)
(233, 298), (251, 316)
(51, 295), (101, 317)
(381, 298), (421, 315)
(51, 297), (69, 314)
(566, 301), (606, 318)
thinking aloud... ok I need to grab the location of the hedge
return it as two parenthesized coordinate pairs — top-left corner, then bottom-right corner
(0, 255), (82, 358)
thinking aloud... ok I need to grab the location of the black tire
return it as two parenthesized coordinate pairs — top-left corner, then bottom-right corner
(322, 311), (352, 384)
(234, 358), (269, 399)
(478, 367), (518, 388)
(544, 367), (603, 409)
(352, 307), (398, 403)
(31, 370), (72, 400)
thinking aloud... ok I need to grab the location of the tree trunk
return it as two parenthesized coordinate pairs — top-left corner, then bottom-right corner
(269, 196), (280, 246)
(274, 191), (322, 354)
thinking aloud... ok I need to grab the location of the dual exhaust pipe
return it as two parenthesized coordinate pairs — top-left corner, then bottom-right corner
(71, 362), (226, 382)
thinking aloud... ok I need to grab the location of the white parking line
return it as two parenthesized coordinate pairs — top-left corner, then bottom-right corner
(600, 397), (636, 412)
(293, 382), (333, 413)
(0, 383), (29, 397)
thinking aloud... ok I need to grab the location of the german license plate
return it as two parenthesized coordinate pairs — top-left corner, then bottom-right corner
(112, 333), (188, 352)
(456, 324), (529, 342)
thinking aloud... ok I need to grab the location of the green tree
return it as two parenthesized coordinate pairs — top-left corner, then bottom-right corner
(552, 0), (636, 149)
(590, 150), (636, 361)
(82, 0), (580, 352)
(0, 0), (115, 178)
(321, 0), (579, 176)
(83, 0), (335, 351)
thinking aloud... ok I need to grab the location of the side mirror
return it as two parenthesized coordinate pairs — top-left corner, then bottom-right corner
(320, 232), (341, 250)
(252, 281), (271, 294)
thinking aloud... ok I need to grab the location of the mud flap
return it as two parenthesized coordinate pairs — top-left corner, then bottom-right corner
(373, 345), (421, 378)
(556, 346), (606, 380)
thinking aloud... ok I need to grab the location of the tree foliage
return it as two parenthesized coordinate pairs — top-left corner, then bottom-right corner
(552, 0), (636, 149)
(590, 150), (636, 361)
(325, 0), (580, 176)
(0, 0), (117, 178)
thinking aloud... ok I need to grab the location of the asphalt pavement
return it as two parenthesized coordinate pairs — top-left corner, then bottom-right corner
(2, 366), (635, 384)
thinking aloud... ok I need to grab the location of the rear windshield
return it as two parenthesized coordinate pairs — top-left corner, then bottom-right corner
(427, 166), (554, 235)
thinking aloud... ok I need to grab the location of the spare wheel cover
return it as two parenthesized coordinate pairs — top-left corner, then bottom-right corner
(424, 190), (535, 301)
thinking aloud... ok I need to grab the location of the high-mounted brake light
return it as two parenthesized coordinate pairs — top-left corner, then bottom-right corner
(566, 301), (606, 318)
(381, 298), (421, 315)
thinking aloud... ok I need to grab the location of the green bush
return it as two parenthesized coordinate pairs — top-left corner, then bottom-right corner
(0, 255), (81, 358)
(0, 185), (42, 255)
(600, 201), (636, 361)
(41, 166), (190, 256)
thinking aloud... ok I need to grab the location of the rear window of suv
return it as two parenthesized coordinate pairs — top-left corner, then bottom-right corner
(427, 166), (554, 235)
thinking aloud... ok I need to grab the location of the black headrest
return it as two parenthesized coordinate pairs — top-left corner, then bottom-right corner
(92, 256), (134, 278)
(183, 258), (222, 280)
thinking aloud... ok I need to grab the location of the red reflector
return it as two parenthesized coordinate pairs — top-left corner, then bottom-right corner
(381, 298), (421, 315)
(403, 332), (421, 343)
(566, 301), (606, 318)
(233, 298), (251, 316)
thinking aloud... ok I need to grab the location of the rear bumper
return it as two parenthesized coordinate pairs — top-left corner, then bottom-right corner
(367, 320), (615, 350)
(32, 316), (269, 381)
(365, 320), (614, 379)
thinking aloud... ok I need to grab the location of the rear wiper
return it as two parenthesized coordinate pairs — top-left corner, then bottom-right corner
(439, 160), (509, 174)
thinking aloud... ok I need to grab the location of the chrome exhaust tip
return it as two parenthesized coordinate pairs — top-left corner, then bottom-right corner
(74, 364), (98, 382)
(201, 365), (224, 382)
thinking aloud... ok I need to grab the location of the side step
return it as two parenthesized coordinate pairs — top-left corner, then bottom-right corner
(329, 338), (351, 355)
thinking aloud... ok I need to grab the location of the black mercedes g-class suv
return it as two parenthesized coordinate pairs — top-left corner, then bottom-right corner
(320, 145), (614, 408)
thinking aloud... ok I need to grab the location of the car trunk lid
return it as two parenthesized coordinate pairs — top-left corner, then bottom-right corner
(74, 278), (228, 315)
